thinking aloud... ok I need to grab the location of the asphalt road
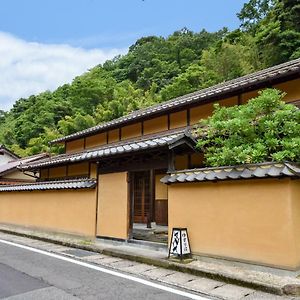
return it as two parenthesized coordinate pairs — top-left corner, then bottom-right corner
(0, 241), (210, 300)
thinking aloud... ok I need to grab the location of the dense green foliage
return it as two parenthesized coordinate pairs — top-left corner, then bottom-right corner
(0, 0), (299, 156)
(196, 89), (300, 166)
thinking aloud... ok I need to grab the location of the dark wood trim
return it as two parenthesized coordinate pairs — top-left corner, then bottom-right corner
(83, 137), (86, 149)
(290, 99), (300, 107)
(188, 154), (192, 169)
(95, 167), (99, 236)
(99, 158), (168, 174)
(127, 172), (132, 239)
(168, 150), (175, 172)
(119, 128), (122, 141)
(149, 169), (155, 225)
(167, 113), (170, 130)
(238, 94), (242, 105)
(141, 121), (144, 135)
(106, 131), (109, 144)
(187, 108), (190, 126)
(66, 165), (69, 177)
(88, 162), (91, 178)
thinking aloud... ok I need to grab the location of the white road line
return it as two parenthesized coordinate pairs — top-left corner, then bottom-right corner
(0, 239), (209, 300)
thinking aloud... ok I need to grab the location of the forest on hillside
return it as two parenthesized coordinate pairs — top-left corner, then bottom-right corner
(0, 0), (299, 156)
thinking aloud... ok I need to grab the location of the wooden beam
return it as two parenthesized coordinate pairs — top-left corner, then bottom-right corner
(168, 150), (175, 172)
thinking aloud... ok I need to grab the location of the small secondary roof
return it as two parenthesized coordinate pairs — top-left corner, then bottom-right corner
(0, 153), (49, 177)
(0, 145), (20, 160)
(161, 162), (300, 184)
(0, 178), (96, 192)
(20, 128), (197, 170)
(51, 58), (300, 144)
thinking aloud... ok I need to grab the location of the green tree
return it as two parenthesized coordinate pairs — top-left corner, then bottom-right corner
(196, 89), (300, 166)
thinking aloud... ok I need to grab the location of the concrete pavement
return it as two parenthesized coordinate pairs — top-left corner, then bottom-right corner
(0, 231), (299, 299)
(0, 240), (208, 300)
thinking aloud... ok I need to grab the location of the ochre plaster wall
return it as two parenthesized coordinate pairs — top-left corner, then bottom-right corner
(190, 103), (214, 125)
(241, 90), (259, 104)
(65, 139), (84, 153)
(90, 163), (97, 179)
(48, 166), (67, 179)
(85, 133), (106, 149)
(290, 179), (300, 266)
(0, 189), (97, 236)
(219, 96), (238, 107)
(169, 110), (187, 129)
(68, 162), (89, 177)
(108, 129), (119, 143)
(274, 78), (300, 103)
(97, 172), (129, 239)
(155, 174), (168, 200)
(40, 168), (49, 180)
(168, 178), (300, 269)
(121, 123), (142, 140)
(143, 116), (168, 135)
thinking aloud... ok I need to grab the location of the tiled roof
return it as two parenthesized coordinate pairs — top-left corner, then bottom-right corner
(0, 153), (49, 176)
(51, 58), (300, 144)
(20, 128), (196, 170)
(0, 178), (96, 192)
(0, 144), (20, 160)
(161, 162), (300, 184)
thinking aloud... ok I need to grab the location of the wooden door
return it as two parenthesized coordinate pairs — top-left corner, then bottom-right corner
(133, 171), (150, 223)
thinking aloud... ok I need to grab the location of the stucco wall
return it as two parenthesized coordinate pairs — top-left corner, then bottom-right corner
(0, 153), (16, 165)
(168, 178), (300, 269)
(0, 189), (97, 236)
(85, 133), (106, 149)
(2, 170), (36, 181)
(97, 172), (129, 239)
(65, 139), (84, 153)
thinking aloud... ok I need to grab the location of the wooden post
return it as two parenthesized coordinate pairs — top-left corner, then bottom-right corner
(168, 150), (175, 172)
(148, 169), (155, 228)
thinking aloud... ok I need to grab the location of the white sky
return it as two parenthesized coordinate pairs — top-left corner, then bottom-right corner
(0, 32), (126, 111)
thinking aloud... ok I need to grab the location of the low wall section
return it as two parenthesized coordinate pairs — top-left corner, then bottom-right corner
(168, 178), (300, 270)
(0, 189), (97, 236)
(96, 172), (129, 239)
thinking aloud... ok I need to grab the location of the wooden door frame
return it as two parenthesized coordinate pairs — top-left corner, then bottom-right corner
(129, 169), (155, 228)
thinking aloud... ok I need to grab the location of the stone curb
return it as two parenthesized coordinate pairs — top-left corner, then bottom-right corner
(0, 228), (299, 297)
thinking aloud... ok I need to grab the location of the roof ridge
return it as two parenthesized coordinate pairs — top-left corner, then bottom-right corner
(168, 161), (299, 174)
(50, 58), (300, 144)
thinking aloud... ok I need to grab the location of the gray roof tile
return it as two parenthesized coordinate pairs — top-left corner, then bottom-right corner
(0, 178), (96, 192)
(161, 162), (300, 184)
(20, 129), (196, 170)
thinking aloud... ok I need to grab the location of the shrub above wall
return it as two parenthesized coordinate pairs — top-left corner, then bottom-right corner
(195, 89), (300, 167)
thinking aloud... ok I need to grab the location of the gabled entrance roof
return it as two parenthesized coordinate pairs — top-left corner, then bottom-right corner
(20, 128), (197, 170)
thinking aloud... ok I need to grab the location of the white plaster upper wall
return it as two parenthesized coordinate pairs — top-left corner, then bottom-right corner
(0, 153), (16, 166)
(3, 170), (36, 181)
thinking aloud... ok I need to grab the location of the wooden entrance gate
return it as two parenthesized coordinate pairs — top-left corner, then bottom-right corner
(132, 171), (151, 223)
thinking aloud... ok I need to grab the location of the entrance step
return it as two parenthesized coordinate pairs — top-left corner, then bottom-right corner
(127, 238), (168, 252)
(132, 224), (168, 244)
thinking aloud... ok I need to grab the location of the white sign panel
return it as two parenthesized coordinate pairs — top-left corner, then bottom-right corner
(169, 228), (191, 258)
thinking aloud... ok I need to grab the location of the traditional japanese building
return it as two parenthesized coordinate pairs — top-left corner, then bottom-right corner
(0, 58), (299, 269)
